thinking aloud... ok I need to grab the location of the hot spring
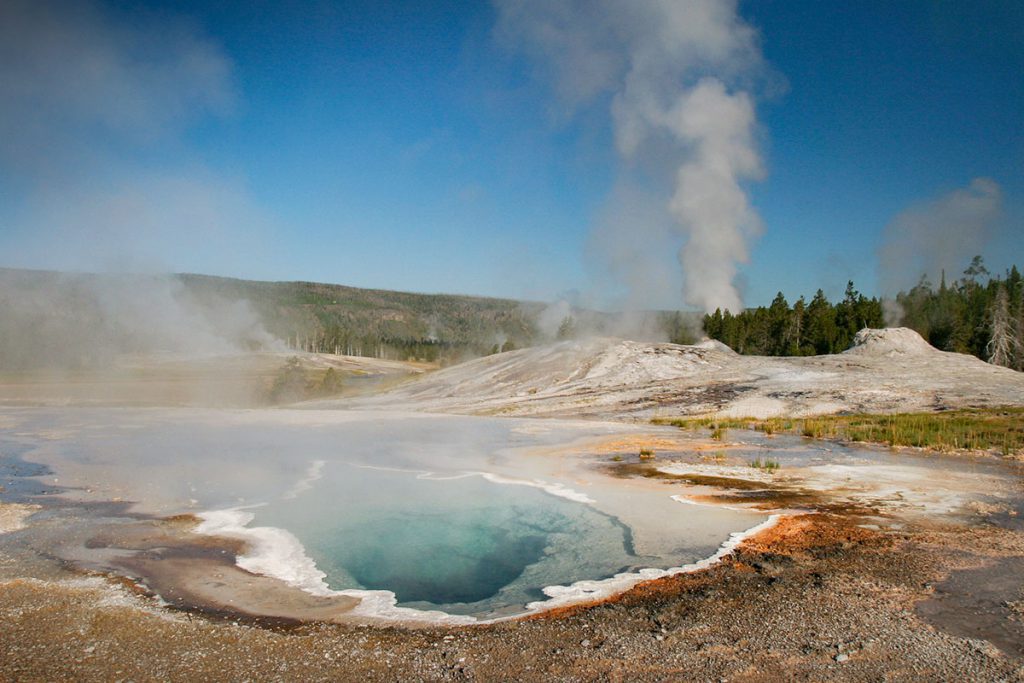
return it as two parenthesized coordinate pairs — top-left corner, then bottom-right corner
(0, 408), (770, 622)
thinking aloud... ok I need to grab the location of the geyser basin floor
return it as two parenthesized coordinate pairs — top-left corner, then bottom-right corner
(0, 407), (768, 622)
(3, 411), (1023, 679)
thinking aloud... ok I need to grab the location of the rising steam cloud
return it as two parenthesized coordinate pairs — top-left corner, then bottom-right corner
(878, 178), (1003, 299)
(0, 0), (281, 362)
(495, 0), (768, 313)
(0, 0), (269, 275)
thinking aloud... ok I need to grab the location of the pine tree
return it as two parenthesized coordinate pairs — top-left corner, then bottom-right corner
(704, 308), (724, 340)
(806, 289), (835, 354)
(789, 297), (806, 355)
(963, 254), (990, 285)
(695, 259), (1020, 364)
(768, 292), (789, 355)
(1015, 284), (1024, 371)
(830, 281), (855, 350)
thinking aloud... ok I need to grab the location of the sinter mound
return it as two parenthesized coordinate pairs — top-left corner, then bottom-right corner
(843, 327), (940, 357)
(317, 327), (1024, 419)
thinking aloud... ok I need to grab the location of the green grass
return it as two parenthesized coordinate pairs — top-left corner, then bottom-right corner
(656, 416), (751, 431)
(755, 418), (794, 435)
(749, 457), (781, 472)
(638, 448), (656, 460)
(655, 407), (1024, 456)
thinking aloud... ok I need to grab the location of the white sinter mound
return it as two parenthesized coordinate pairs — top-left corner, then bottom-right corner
(843, 327), (940, 357)
(312, 328), (1024, 420)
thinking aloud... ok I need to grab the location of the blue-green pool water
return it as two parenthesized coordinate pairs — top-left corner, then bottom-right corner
(2, 407), (769, 620)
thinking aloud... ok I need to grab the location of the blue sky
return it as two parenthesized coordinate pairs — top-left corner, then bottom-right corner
(745, 0), (1023, 302)
(0, 0), (1021, 309)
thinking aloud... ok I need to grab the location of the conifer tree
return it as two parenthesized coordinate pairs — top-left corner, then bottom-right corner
(697, 258), (1021, 368)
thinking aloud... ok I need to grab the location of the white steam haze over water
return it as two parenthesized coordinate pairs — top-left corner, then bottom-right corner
(3, 407), (767, 621)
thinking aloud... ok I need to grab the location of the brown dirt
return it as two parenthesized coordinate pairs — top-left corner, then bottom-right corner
(81, 517), (364, 626)
(3, 512), (1024, 681)
(585, 435), (745, 455)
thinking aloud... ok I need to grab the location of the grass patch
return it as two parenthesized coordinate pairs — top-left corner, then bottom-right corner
(655, 416), (751, 431)
(748, 456), (780, 472)
(638, 448), (656, 460)
(657, 407), (1024, 456)
(755, 418), (793, 435)
(652, 416), (745, 442)
(700, 450), (728, 464)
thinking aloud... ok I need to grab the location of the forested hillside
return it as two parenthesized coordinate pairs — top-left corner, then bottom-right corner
(7, 261), (1019, 373)
(704, 257), (1023, 369)
(183, 275), (700, 363)
(181, 274), (544, 363)
(0, 269), (694, 370)
(0, 269), (549, 368)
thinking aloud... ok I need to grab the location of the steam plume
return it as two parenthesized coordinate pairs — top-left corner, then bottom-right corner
(0, 0), (269, 274)
(878, 178), (1003, 299)
(495, 0), (768, 313)
(0, 1), (280, 363)
(0, 270), (280, 372)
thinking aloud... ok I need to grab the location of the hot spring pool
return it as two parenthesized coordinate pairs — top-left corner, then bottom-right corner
(0, 408), (770, 621)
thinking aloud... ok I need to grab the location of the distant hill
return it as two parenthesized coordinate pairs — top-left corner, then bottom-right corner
(179, 272), (546, 363)
(0, 268), (699, 370)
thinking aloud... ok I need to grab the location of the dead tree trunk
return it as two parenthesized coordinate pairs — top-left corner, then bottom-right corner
(986, 285), (1016, 368)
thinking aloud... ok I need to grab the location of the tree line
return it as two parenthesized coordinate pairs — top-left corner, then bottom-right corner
(702, 257), (1024, 369)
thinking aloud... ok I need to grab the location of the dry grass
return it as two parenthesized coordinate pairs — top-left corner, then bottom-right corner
(655, 407), (1024, 456)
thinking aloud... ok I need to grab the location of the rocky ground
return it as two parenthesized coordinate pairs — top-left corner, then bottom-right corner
(2, 511), (1023, 681)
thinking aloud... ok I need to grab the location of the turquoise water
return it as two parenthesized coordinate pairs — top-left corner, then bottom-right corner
(2, 408), (768, 619)
(254, 464), (648, 616)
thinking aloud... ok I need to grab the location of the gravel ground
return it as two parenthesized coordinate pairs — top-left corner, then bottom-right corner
(2, 512), (1023, 681)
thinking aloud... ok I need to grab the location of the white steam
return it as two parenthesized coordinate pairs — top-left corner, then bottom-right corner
(495, 0), (768, 313)
(877, 177), (1003, 297)
(0, 1), (282, 368)
(0, 0), (271, 275)
(537, 299), (575, 340)
(0, 270), (283, 372)
(882, 299), (906, 329)
(667, 80), (763, 313)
